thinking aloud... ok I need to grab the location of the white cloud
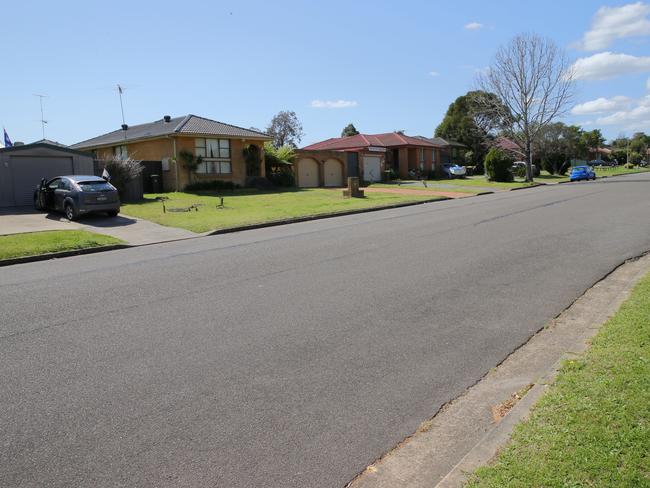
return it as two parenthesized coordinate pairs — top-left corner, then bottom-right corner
(647, 77), (650, 90)
(571, 96), (632, 115)
(464, 22), (484, 30)
(310, 99), (358, 109)
(428, 71), (440, 77)
(580, 2), (650, 50)
(594, 95), (650, 128)
(571, 51), (650, 80)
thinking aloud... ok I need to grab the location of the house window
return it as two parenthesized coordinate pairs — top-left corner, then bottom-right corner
(113, 145), (128, 160)
(432, 149), (436, 163)
(195, 138), (232, 174)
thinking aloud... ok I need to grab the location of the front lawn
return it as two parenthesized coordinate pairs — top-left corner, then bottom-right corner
(0, 230), (124, 260)
(466, 271), (650, 487)
(121, 189), (440, 233)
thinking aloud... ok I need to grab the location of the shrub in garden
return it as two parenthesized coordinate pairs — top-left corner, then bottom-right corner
(102, 157), (143, 197)
(484, 148), (514, 182)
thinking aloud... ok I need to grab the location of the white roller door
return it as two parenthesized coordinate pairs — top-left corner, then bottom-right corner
(362, 156), (381, 182)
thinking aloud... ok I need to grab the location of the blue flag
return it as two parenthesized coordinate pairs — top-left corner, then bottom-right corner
(3, 129), (12, 148)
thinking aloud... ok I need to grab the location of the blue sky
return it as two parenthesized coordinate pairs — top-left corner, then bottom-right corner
(2, 0), (649, 146)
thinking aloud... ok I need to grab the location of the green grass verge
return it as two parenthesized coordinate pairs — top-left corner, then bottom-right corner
(0, 230), (124, 260)
(537, 166), (650, 184)
(426, 176), (534, 189)
(466, 271), (650, 487)
(367, 183), (479, 194)
(595, 166), (650, 177)
(122, 188), (440, 233)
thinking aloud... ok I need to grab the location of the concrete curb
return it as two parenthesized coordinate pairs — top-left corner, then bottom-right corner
(434, 364), (557, 487)
(0, 244), (131, 267)
(509, 183), (544, 191)
(348, 252), (650, 488)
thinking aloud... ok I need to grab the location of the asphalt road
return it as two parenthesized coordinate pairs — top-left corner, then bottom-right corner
(2, 174), (650, 488)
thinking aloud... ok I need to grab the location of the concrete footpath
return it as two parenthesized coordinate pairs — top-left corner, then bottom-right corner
(0, 208), (197, 245)
(349, 252), (650, 488)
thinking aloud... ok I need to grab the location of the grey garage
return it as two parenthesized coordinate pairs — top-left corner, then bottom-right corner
(0, 141), (94, 207)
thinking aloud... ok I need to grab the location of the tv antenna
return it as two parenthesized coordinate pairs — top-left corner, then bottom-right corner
(116, 84), (127, 126)
(34, 94), (48, 140)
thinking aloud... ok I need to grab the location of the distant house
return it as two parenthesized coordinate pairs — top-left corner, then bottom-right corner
(413, 136), (468, 164)
(494, 137), (525, 160)
(588, 146), (612, 161)
(72, 115), (271, 191)
(296, 132), (444, 186)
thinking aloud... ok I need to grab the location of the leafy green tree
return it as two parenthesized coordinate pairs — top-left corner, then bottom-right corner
(533, 123), (583, 174)
(341, 123), (360, 137)
(267, 111), (304, 148)
(580, 129), (605, 160)
(435, 90), (508, 165)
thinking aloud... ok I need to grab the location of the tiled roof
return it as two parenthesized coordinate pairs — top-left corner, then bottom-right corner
(71, 114), (270, 149)
(302, 132), (439, 151)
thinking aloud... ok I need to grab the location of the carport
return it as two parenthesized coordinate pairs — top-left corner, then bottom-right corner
(0, 141), (94, 207)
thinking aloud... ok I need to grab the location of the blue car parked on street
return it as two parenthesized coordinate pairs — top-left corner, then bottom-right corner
(570, 165), (596, 182)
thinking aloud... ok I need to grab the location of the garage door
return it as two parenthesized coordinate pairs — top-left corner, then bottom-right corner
(298, 158), (319, 188)
(11, 156), (74, 206)
(362, 156), (381, 182)
(323, 159), (343, 187)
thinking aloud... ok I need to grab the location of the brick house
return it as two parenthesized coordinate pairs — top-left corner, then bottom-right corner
(71, 115), (271, 192)
(295, 132), (445, 187)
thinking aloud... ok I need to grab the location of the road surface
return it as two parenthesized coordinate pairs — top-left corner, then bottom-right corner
(2, 174), (650, 487)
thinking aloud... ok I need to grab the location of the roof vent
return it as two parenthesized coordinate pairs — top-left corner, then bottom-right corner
(121, 124), (128, 131)
(163, 115), (171, 123)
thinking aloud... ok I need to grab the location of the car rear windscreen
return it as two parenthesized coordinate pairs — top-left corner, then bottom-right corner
(78, 181), (113, 191)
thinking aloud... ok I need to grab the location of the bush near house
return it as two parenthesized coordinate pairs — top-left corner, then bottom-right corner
(484, 148), (514, 182)
(102, 157), (144, 198)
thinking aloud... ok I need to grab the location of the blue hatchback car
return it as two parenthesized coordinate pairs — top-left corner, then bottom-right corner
(570, 165), (596, 182)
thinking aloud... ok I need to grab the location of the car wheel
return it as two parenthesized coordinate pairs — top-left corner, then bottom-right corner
(64, 202), (77, 221)
(107, 210), (119, 217)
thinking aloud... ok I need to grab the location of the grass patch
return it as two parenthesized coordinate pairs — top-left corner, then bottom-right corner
(367, 182), (479, 194)
(121, 188), (439, 233)
(0, 230), (123, 260)
(595, 166), (650, 177)
(466, 272), (650, 487)
(426, 176), (534, 189)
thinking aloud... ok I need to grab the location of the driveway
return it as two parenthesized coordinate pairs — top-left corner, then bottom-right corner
(2, 174), (650, 487)
(0, 208), (197, 245)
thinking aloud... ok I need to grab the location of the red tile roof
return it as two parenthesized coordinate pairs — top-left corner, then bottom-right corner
(302, 132), (439, 151)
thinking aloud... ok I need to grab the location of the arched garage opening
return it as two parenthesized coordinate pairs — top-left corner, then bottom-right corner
(297, 158), (319, 187)
(323, 158), (343, 187)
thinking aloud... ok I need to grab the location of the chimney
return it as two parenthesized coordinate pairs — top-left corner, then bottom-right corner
(163, 115), (171, 123)
(121, 124), (128, 131)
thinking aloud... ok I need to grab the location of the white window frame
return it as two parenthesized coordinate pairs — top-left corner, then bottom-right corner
(195, 138), (232, 174)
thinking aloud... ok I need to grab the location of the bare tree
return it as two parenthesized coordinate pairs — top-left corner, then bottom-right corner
(478, 33), (575, 181)
(266, 111), (304, 148)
